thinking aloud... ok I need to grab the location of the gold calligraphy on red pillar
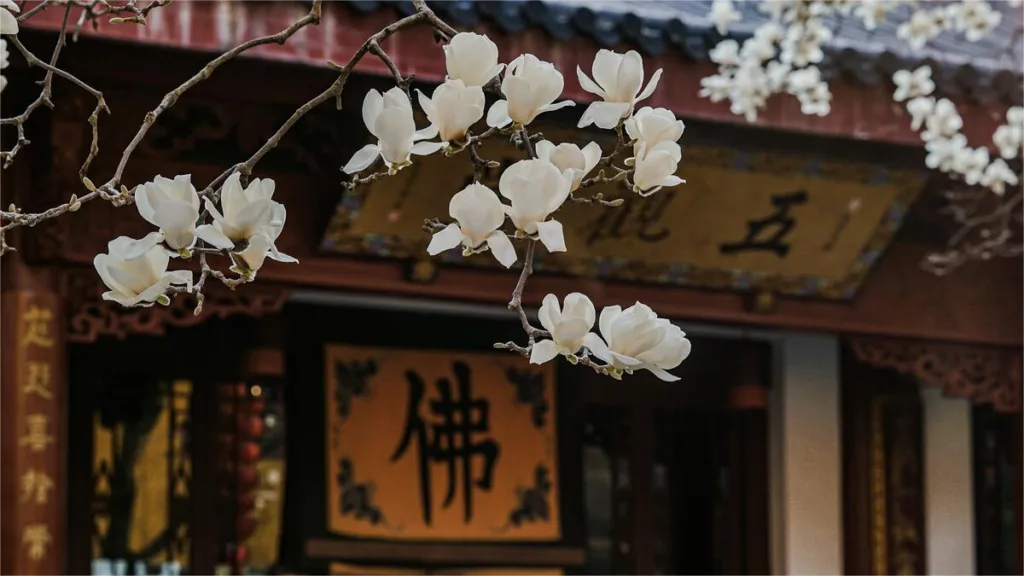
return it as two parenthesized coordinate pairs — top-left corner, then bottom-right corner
(5, 293), (63, 575)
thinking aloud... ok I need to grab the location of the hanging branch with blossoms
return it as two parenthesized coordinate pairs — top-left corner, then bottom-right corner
(0, 0), (692, 382)
(703, 0), (1024, 275)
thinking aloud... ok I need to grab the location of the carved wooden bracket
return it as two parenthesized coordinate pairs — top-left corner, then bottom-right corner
(62, 268), (289, 343)
(848, 336), (1022, 412)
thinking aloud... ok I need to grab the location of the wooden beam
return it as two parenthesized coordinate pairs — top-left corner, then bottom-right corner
(304, 539), (585, 566)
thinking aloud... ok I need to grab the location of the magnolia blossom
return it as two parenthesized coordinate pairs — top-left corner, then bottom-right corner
(426, 183), (516, 268)
(132, 175), (201, 254)
(498, 158), (573, 253)
(954, 146), (989, 185)
(0, 0), (17, 35)
(625, 107), (685, 155)
(94, 236), (192, 307)
(892, 66), (934, 102)
(632, 142), (684, 195)
(343, 88), (441, 174)
(906, 96), (935, 131)
(487, 54), (575, 128)
(954, 0), (1001, 42)
(577, 49), (663, 129)
(710, 0), (741, 35)
(443, 32), (504, 87)
(416, 79), (485, 144)
(194, 172), (296, 275)
(992, 106), (1023, 159)
(897, 9), (941, 50)
(0, 38), (8, 93)
(925, 134), (967, 173)
(530, 293), (596, 365)
(583, 302), (691, 381)
(980, 159), (1018, 195)
(922, 98), (963, 141)
(535, 140), (601, 191)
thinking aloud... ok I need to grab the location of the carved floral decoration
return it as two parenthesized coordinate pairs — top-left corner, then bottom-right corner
(848, 336), (1022, 412)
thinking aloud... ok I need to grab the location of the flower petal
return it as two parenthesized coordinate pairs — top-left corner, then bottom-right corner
(0, 8), (19, 35)
(485, 230), (517, 268)
(538, 293), (562, 333)
(581, 141), (602, 173)
(599, 305), (622, 341)
(195, 224), (235, 250)
(362, 90), (384, 136)
(660, 175), (685, 187)
(583, 332), (612, 364)
(410, 141), (444, 156)
(535, 220), (566, 253)
(591, 50), (621, 95)
(342, 144), (381, 174)
(529, 339), (561, 365)
(538, 100), (576, 115)
(576, 65), (607, 98)
(535, 140), (555, 162)
(636, 68), (663, 102)
(644, 365), (681, 382)
(122, 231), (166, 261)
(416, 89), (436, 118)
(577, 101), (631, 130)
(426, 223), (463, 255)
(486, 100), (512, 128)
(414, 123), (439, 141)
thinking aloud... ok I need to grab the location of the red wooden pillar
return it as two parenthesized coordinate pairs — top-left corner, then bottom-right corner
(1, 257), (66, 575)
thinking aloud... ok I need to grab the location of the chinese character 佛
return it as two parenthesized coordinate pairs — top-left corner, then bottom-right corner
(19, 414), (54, 453)
(21, 469), (55, 505)
(20, 305), (55, 349)
(23, 362), (53, 400)
(22, 524), (51, 561)
(390, 361), (500, 526)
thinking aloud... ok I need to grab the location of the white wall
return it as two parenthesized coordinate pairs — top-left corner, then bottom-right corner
(923, 388), (975, 575)
(770, 333), (843, 575)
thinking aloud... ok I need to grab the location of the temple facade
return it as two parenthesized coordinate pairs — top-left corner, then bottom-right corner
(1, 1), (1020, 575)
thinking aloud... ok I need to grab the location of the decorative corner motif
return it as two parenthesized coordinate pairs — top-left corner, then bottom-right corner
(848, 336), (1022, 412)
(505, 367), (549, 429)
(336, 457), (389, 528)
(62, 269), (288, 343)
(333, 359), (377, 423)
(494, 464), (553, 534)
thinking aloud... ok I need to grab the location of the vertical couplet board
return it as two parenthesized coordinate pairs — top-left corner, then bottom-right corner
(324, 344), (560, 542)
(2, 292), (64, 575)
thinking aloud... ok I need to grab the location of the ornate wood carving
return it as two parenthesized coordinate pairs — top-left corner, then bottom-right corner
(848, 336), (1023, 412)
(61, 269), (288, 343)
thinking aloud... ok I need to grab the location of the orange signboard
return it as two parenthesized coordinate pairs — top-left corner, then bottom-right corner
(325, 345), (559, 541)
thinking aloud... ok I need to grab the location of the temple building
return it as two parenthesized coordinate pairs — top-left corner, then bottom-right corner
(1, 1), (1020, 575)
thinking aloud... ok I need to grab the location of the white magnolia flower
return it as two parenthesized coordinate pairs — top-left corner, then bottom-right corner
(632, 142), (684, 195)
(798, 83), (831, 116)
(925, 134), (967, 172)
(709, 40), (741, 67)
(535, 140), (601, 191)
(898, 9), (941, 50)
(956, 0), (1001, 42)
(954, 146), (990, 186)
(0, 38), (8, 93)
(194, 172), (297, 275)
(443, 32), (504, 87)
(486, 54), (575, 128)
(0, 0), (18, 36)
(980, 158), (1019, 195)
(583, 302), (691, 381)
(906, 96), (935, 131)
(765, 61), (792, 92)
(427, 183), (517, 268)
(786, 66), (822, 94)
(624, 107), (685, 155)
(741, 34), (776, 64)
(892, 66), (934, 102)
(699, 74), (732, 102)
(854, 0), (891, 30)
(416, 79), (485, 144)
(530, 293), (597, 365)
(992, 124), (1022, 160)
(710, 0), (742, 35)
(132, 174), (201, 254)
(498, 158), (573, 253)
(343, 88), (442, 174)
(922, 98), (963, 141)
(1009, 106), (1024, 127)
(577, 49), (663, 129)
(94, 236), (192, 307)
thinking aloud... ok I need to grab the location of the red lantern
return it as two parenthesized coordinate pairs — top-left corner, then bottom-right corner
(237, 515), (257, 541)
(237, 465), (259, 490)
(234, 545), (249, 567)
(238, 441), (262, 463)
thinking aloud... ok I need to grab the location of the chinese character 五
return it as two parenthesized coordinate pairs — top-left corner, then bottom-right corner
(19, 414), (54, 453)
(23, 362), (53, 400)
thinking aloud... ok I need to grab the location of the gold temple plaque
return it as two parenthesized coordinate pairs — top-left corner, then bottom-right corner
(325, 344), (560, 541)
(322, 131), (923, 299)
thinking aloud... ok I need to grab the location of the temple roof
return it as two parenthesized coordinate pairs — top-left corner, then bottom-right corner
(349, 0), (1024, 103)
